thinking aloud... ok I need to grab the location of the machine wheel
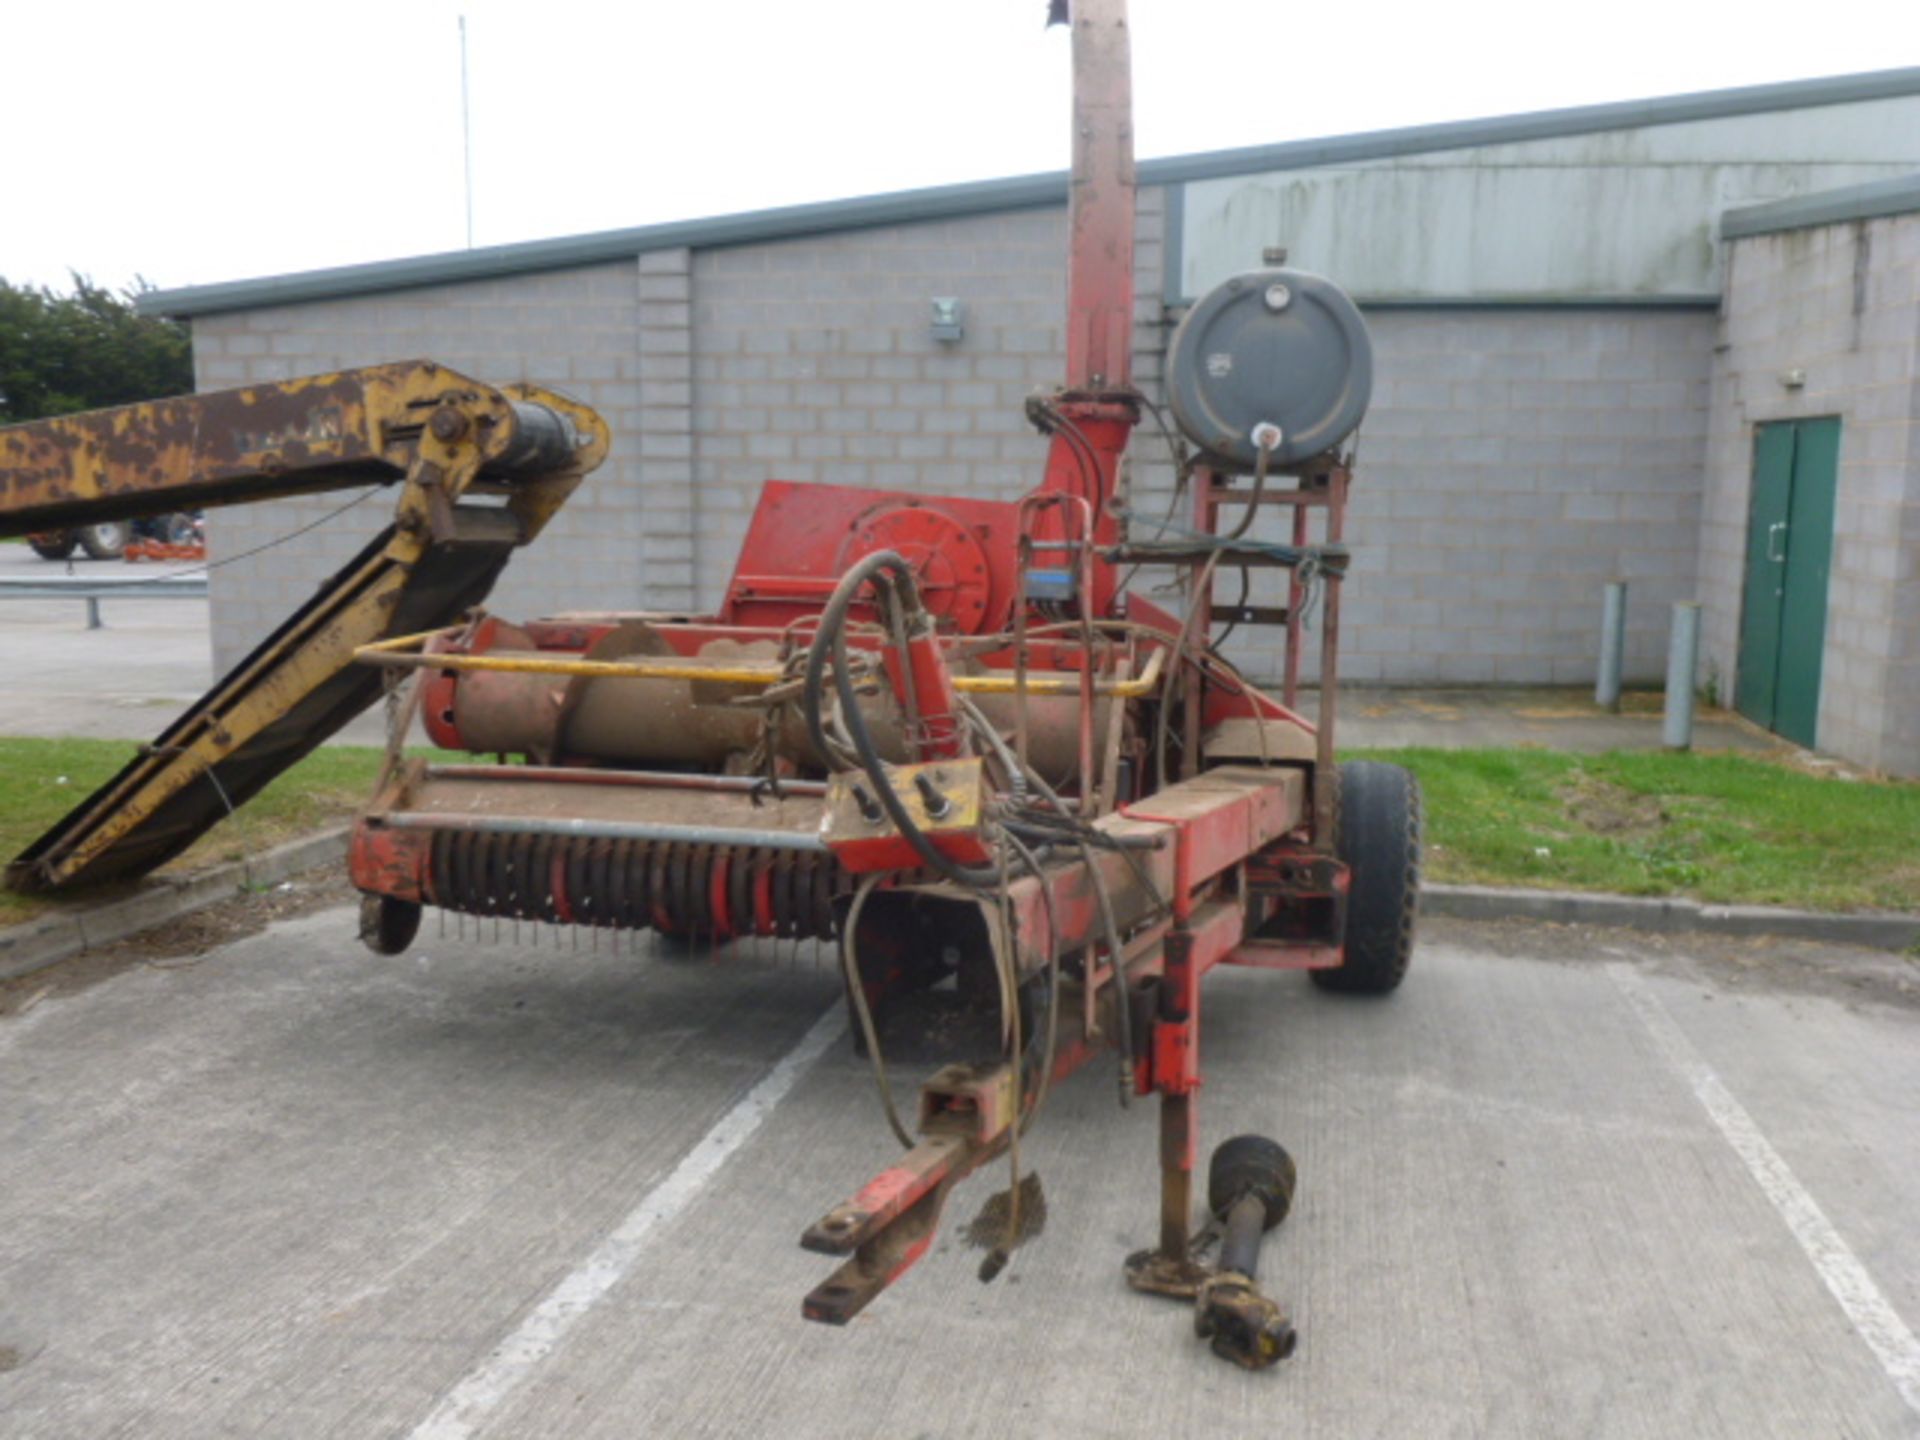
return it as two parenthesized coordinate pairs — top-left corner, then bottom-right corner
(1314, 760), (1420, 995)
(1208, 1135), (1297, 1229)
(359, 894), (422, 956)
(78, 521), (130, 560)
(28, 532), (77, 560)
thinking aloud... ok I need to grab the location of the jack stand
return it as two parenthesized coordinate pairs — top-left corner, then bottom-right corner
(1126, 1131), (1298, 1370)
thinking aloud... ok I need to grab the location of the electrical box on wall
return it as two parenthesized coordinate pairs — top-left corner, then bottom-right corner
(930, 297), (965, 344)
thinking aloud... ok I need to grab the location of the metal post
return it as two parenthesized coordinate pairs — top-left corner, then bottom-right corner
(1281, 500), (1307, 711)
(1181, 466), (1216, 782)
(1156, 927), (1198, 1263)
(459, 14), (475, 249)
(1595, 580), (1626, 713)
(1663, 602), (1701, 750)
(1312, 469), (1346, 848)
(85, 596), (102, 630)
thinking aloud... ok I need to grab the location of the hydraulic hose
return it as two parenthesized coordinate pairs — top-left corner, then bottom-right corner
(959, 694), (1136, 1105)
(803, 551), (1003, 889)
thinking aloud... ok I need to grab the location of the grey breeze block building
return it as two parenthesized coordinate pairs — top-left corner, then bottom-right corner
(145, 68), (1920, 775)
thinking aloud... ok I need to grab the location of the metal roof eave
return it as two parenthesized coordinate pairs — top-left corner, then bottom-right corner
(140, 171), (1069, 320)
(1722, 171), (1920, 238)
(142, 64), (1920, 319)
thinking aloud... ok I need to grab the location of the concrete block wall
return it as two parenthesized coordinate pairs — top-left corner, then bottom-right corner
(192, 263), (645, 671)
(680, 191), (1169, 610)
(1212, 309), (1713, 687)
(186, 187), (1713, 709)
(1700, 214), (1920, 773)
(686, 208), (1063, 609)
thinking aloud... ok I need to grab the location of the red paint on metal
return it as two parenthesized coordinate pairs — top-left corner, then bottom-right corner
(1152, 1018), (1196, 1097)
(880, 1232), (936, 1289)
(1064, 3), (1134, 392)
(887, 627), (969, 761)
(1187, 900), (1245, 976)
(347, 824), (429, 902)
(549, 848), (574, 924)
(720, 483), (1025, 636)
(709, 852), (733, 939)
(827, 825), (994, 876)
(1126, 772), (1307, 907)
(1222, 942), (1343, 970)
(835, 502), (993, 636)
(419, 667), (464, 752)
(754, 864), (775, 937)
(1156, 921), (1202, 1108)
(851, 1165), (931, 1221)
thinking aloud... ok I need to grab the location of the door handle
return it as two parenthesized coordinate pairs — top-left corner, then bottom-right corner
(1767, 521), (1788, 564)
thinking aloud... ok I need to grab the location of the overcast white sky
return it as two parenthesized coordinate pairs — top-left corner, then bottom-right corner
(4, 0), (1914, 295)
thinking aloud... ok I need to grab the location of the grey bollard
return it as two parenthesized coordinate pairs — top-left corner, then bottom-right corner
(1595, 581), (1626, 712)
(1663, 602), (1701, 750)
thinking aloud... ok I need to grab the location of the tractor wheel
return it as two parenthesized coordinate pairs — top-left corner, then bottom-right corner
(1208, 1135), (1297, 1229)
(1313, 760), (1421, 995)
(28, 533), (76, 560)
(78, 521), (130, 560)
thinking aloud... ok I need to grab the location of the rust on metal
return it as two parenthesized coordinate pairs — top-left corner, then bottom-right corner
(1194, 1274), (1298, 1369)
(2, 365), (610, 893)
(0, 362), (599, 539)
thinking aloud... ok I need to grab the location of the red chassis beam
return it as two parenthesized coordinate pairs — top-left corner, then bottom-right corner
(799, 762), (1310, 1322)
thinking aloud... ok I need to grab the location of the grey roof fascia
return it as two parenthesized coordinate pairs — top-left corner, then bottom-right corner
(1140, 66), (1920, 188)
(1721, 171), (1920, 237)
(139, 171), (1070, 319)
(143, 64), (1920, 320)
(1352, 293), (1722, 310)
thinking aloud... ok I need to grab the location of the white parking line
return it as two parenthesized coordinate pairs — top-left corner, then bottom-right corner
(408, 1005), (847, 1440)
(1608, 962), (1920, 1419)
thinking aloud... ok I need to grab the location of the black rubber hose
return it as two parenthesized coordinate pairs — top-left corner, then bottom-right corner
(803, 551), (1003, 889)
(802, 561), (918, 773)
(802, 549), (913, 771)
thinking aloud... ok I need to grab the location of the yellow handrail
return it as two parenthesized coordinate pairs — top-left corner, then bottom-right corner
(353, 627), (1164, 698)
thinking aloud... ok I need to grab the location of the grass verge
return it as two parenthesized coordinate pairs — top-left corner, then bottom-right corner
(1, 738), (1914, 930)
(0, 738), (397, 925)
(1352, 747), (1920, 914)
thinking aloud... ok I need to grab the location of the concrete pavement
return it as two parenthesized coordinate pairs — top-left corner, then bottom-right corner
(0, 545), (213, 741)
(1318, 685), (1785, 756)
(1, 909), (1914, 1438)
(0, 543), (386, 744)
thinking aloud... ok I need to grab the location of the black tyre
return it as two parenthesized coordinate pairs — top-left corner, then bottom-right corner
(359, 894), (423, 955)
(78, 521), (130, 560)
(1208, 1134), (1297, 1229)
(1313, 759), (1420, 995)
(28, 533), (76, 560)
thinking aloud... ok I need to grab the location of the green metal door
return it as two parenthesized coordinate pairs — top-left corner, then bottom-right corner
(1735, 418), (1839, 747)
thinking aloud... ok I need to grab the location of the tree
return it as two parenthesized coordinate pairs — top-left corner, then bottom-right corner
(0, 274), (193, 424)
